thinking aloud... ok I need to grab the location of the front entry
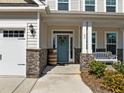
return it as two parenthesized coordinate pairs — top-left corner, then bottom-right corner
(57, 35), (69, 63)
(53, 31), (74, 64)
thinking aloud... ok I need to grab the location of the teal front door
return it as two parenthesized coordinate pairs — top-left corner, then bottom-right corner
(57, 35), (69, 63)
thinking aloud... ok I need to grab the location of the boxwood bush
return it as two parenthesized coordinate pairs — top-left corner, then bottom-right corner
(102, 70), (124, 93)
(113, 62), (124, 74)
(89, 60), (107, 78)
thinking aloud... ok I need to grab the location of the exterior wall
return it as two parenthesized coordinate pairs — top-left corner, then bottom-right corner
(46, 0), (124, 13)
(118, 0), (123, 13)
(0, 12), (38, 49)
(70, 0), (80, 11)
(97, 0), (104, 12)
(93, 27), (123, 61)
(93, 27), (122, 49)
(46, 0), (56, 10)
(40, 19), (48, 48)
(26, 49), (47, 78)
(47, 25), (80, 48)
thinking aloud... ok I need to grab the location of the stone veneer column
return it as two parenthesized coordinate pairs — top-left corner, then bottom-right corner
(80, 54), (94, 71)
(26, 49), (47, 78)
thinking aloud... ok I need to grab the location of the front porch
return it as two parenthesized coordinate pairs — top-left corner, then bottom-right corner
(40, 13), (124, 64)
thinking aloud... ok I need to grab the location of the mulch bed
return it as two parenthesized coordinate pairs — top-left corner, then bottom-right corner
(81, 69), (112, 93)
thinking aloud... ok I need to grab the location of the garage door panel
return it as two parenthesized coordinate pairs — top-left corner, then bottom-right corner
(0, 30), (26, 76)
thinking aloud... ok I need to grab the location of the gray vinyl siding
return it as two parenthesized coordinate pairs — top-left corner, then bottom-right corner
(71, 0), (80, 11)
(47, 0), (56, 10)
(0, 12), (38, 49)
(97, 0), (104, 12)
(118, 0), (123, 13)
(46, 0), (124, 13)
(80, 0), (84, 11)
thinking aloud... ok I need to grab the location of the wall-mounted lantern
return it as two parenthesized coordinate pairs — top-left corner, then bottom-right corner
(29, 24), (35, 36)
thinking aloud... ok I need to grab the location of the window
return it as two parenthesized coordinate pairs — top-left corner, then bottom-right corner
(85, 0), (95, 11)
(106, 0), (116, 12)
(3, 30), (24, 38)
(106, 32), (117, 54)
(92, 32), (96, 52)
(58, 0), (68, 10)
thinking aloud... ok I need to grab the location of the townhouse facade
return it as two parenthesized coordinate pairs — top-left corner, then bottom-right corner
(0, 0), (124, 77)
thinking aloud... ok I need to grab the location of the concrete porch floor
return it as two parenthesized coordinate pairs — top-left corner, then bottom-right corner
(0, 64), (93, 93)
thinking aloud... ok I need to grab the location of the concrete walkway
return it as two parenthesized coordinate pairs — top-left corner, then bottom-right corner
(0, 64), (93, 93)
(31, 64), (93, 93)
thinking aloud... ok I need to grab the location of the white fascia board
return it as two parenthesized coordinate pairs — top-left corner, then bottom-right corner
(0, 7), (45, 12)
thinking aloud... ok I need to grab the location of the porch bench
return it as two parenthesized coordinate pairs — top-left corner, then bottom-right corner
(93, 52), (118, 63)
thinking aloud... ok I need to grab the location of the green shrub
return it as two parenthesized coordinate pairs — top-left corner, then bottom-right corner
(113, 62), (124, 74)
(102, 70), (124, 93)
(89, 60), (107, 78)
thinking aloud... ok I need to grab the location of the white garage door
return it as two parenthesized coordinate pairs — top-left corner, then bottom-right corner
(0, 29), (26, 76)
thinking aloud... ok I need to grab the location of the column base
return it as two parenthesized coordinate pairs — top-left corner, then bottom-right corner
(26, 49), (47, 78)
(80, 53), (94, 72)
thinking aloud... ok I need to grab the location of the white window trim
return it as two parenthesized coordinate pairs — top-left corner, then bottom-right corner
(104, 0), (118, 12)
(83, 0), (97, 12)
(105, 31), (118, 54)
(2, 28), (25, 38)
(56, 0), (70, 11)
(92, 31), (97, 52)
(51, 29), (74, 63)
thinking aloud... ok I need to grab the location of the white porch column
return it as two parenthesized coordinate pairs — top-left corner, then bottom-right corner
(81, 21), (92, 54)
(87, 22), (92, 54)
(81, 22), (87, 53)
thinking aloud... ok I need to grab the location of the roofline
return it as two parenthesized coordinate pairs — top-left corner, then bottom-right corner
(46, 11), (124, 19)
(0, 7), (45, 12)
(0, 1), (50, 14)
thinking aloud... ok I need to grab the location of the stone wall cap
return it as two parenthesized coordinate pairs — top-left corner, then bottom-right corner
(27, 48), (41, 51)
(27, 48), (48, 51)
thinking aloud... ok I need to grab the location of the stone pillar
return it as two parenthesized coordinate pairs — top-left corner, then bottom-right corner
(26, 49), (47, 78)
(80, 54), (94, 71)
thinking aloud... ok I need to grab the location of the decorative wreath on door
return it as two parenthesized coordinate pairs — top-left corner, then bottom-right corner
(58, 36), (66, 45)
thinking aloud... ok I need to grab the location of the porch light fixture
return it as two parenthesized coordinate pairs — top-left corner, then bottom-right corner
(29, 24), (35, 35)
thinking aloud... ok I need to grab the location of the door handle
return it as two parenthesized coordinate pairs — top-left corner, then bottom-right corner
(17, 64), (25, 66)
